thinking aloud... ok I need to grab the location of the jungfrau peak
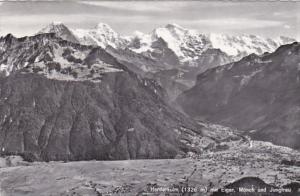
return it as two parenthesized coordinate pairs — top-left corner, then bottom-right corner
(207, 33), (296, 60)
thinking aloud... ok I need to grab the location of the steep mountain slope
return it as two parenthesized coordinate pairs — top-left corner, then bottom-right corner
(0, 33), (214, 161)
(177, 42), (300, 149)
(38, 22), (79, 44)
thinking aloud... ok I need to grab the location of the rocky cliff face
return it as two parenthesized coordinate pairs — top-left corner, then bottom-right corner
(0, 33), (212, 161)
(177, 42), (300, 149)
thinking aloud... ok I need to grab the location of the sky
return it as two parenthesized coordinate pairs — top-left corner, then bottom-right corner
(0, 0), (299, 39)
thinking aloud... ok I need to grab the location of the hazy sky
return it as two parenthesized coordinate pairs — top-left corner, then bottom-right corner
(0, 0), (299, 39)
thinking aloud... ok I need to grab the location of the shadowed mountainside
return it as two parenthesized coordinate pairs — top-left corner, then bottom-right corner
(177, 42), (300, 149)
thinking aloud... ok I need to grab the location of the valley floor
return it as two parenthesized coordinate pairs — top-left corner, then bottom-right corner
(0, 140), (299, 196)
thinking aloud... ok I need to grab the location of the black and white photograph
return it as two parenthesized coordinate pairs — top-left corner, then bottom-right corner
(0, 0), (299, 195)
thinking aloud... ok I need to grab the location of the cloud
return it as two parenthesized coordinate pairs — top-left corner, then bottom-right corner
(283, 24), (291, 29)
(79, 1), (244, 14)
(0, 13), (151, 25)
(273, 12), (286, 17)
(79, 1), (188, 12)
(272, 11), (298, 19)
(182, 18), (284, 30)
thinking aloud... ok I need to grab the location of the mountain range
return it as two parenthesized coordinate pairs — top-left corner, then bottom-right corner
(36, 22), (296, 97)
(39, 22), (294, 64)
(39, 22), (296, 68)
(0, 21), (299, 161)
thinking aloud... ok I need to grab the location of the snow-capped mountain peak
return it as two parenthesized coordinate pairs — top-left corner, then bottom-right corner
(38, 23), (63, 38)
(165, 23), (199, 37)
(39, 22), (68, 35)
(51, 21), (63, 25)
(95, 23), (114, 31)
(165, 23), (187, 31)
(133, 30), (146, 38)
(145, 24), (213, 62)
(73, 23), (128, 49)
(153, 23), (189, 41)
(207, 33), (296, 58)
(151, 25), (186, 58)
(38, 22), (79, 43)
(93, 23), (119, 43)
